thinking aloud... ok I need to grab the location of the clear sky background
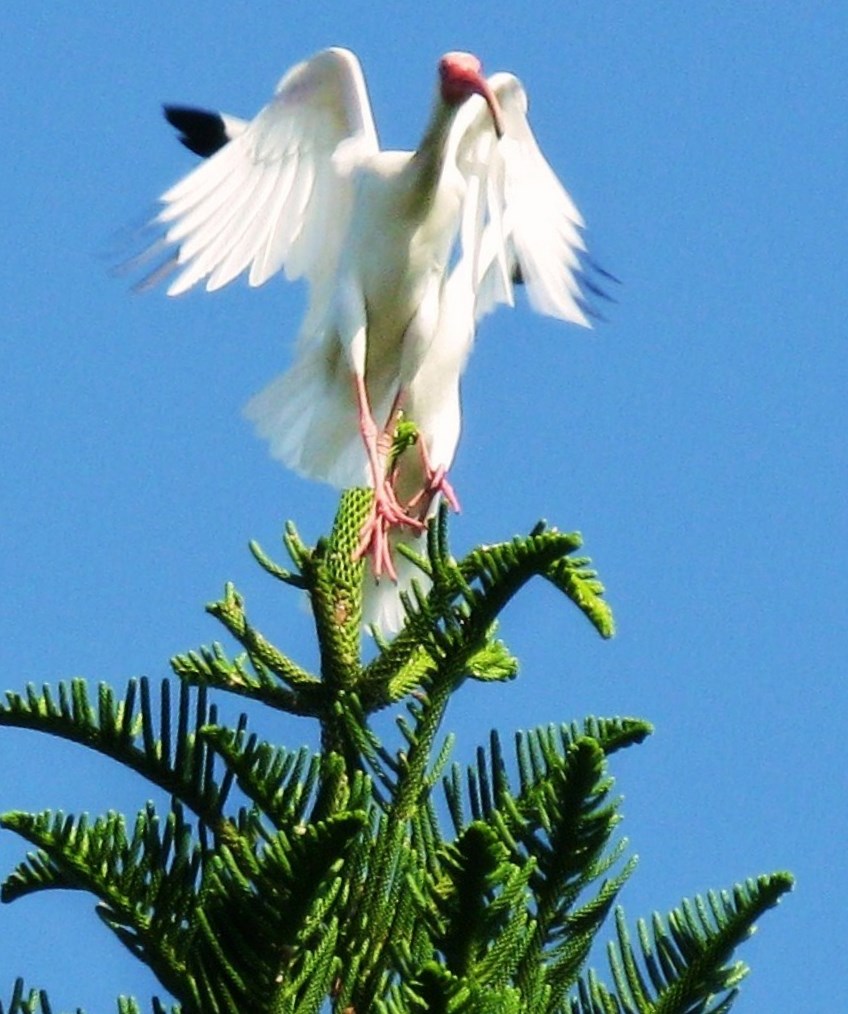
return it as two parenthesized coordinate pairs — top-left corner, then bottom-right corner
(2, 4), (846, 1011)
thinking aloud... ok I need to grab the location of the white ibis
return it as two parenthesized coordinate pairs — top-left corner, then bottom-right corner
(135, 48), (595, 626)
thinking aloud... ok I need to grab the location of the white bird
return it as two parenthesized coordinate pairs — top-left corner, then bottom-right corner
(135, 48), (594, 627)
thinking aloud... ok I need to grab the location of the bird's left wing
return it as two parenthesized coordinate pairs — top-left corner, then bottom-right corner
(450, 72), (590, 328)
(140, 48), (379, 296)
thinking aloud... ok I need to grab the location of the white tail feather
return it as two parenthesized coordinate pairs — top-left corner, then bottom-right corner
(244, 348), (369, 488)
(361, 530), (431, 633)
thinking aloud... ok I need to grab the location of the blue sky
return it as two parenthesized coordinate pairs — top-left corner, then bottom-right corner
(2, 4), (846, 1010)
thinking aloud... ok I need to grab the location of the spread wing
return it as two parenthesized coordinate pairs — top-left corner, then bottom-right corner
(449, 71), (590, 328)
(139, 47), (379, 297)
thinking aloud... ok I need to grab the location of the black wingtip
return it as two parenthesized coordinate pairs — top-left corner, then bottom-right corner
(579, 253), (622, 315)
(163, 104), (230, 158)
(581, 273), (617, 305)
(569, 253), (622, 323)
(584, 255), (622, 288)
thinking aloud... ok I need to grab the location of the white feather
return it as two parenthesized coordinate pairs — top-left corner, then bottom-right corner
(150, 48), (378, 298)
(138, 49), (594, 633)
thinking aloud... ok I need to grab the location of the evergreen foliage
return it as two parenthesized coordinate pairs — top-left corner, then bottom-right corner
(0, 493), (792, 1012)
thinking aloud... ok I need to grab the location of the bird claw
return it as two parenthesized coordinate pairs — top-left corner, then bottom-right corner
(406, 463), (461, 518)
(428, 464), (461, 513)
(354, 484), (426, 581)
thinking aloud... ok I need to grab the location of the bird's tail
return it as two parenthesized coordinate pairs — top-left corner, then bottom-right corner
(244, 345), (370, 489)
(361, 527), (431, 634)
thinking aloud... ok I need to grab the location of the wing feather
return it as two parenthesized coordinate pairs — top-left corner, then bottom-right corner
(448, 72), (590, 329)
(169, 161), (271, 294)
(206, 162), (287, 291)
(247, 156), (301, 285)
(143, 48), (378, 297)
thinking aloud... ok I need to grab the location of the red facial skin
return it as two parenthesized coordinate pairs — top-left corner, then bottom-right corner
(438, 52), (504, 137)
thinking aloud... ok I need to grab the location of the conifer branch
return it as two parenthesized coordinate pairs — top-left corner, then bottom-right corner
(0, 804), (198, 1000)
(0, 492), (791, 1012)
(203, 585), (320, 690)
(0, 981), (179, 1014)
(0, 679), (233, 829)
(308, 490), (371, 681)
(360, 509), (613, 715)
(573, 872), (794, 1012)
(179, 811), (366, 1013)
(0, 980), (71, 1014)
(248, 538), (307, 588)
(170, 641), (320, 716)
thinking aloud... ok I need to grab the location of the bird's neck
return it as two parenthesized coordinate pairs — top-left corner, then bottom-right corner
(400, 97), (458, 219)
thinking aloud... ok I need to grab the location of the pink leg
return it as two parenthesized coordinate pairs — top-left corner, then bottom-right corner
(381, 388), (405, 452)
(351, 374), (425, 580)
(406, 438), (461, 519)
(377, 388), (459, 518)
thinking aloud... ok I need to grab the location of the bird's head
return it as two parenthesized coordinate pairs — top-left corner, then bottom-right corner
(438, 52), (504, 138)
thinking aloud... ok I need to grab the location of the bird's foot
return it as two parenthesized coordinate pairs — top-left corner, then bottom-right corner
(406, 463), (461, 520)
(354, 484), (426, 581)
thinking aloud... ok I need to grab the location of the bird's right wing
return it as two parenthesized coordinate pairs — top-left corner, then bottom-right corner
(139, 48), (379, 297)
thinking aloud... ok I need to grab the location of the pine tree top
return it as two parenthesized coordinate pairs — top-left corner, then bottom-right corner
(0, 493), (792, 1013)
